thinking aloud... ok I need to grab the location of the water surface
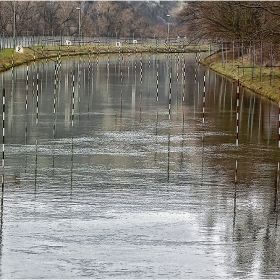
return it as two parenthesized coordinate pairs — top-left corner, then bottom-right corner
(0, 52), (279, 278)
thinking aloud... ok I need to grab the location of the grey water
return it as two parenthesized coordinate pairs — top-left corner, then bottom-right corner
(0, 52), (280, 278)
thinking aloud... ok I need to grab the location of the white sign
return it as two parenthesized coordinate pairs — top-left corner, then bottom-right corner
(116, 41), (121, 47)
(133, 40), (137, 44)
(65, 40), (72, 46)
(15, 45), (23, 53)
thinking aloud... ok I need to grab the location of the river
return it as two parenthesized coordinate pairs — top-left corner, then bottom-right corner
(0, 51), (279, 278)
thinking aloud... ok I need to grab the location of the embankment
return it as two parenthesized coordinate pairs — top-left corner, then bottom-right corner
(201, 52), (280, 103)
(0, 44), (206, 74)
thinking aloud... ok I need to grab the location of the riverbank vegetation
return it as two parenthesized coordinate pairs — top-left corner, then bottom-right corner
(177, 1), (280, 102)
(0, 44), (207, 73)
(177, 1), (280, 44)
(201, 47), (280, 103)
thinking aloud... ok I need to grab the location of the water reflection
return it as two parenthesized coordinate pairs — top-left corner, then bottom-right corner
(0, 52), (279, 278)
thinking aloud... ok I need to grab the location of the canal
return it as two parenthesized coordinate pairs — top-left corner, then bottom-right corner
(0, 52), (279, 278)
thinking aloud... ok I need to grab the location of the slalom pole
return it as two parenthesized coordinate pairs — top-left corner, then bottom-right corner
(2, 89), (5, 169)
(236, 80), (240, 147)
(202, 72), (206, 124)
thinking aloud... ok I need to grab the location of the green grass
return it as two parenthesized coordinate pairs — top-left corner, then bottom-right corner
(0, 43), (208, 73)
(201, 55), (280, 103)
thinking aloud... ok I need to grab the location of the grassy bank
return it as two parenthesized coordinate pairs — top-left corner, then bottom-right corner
(201, 52), (280, 103)
(0, 44), (207, 74)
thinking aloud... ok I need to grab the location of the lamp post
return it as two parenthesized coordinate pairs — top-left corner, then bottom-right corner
(76, 7), (81, 43)
(13, 1), (16, 49)
(167, 14), (170, 45)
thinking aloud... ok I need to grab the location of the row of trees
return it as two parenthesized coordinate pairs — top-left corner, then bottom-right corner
(177, 1), (280, 44)
(0, 1), (180, 39)
(4, 1), (280, 44)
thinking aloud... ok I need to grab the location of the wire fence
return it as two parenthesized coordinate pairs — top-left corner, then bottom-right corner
(0, 35), (193, 50)
(205, 40), (280, 87)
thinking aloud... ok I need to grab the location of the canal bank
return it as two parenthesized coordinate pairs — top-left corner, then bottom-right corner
(0, 44), (206, 74)
(201, 50), (280, 103)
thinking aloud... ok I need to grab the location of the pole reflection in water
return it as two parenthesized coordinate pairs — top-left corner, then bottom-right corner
(0, 52), (279, 278)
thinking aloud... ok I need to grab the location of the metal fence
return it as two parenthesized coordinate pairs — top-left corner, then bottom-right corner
(0, 35), (193, 50)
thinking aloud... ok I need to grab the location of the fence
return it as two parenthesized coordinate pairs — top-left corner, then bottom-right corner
(0, 35), (193, 50)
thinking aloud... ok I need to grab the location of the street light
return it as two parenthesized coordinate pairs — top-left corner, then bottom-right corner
(13, 1), (16, 49)
(167, 14), (170, 45)
(76, 7), (81, 43)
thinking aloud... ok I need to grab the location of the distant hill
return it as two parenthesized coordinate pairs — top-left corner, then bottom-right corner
(128, 1), (181, 24)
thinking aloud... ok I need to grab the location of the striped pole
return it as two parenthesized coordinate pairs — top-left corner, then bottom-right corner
(182, 58), (186, 101)
(120, 89), (123, 117)
(12, 53), (14, 79)
(2, 88), (5, 169)
(176, 53), (179, 82)
(277, 162), (280, 188)
(278, 94), (280, 148)
(78, 56), (81, 88)
(107, 45), (110, 69)
(54, 62), (57, 114)
(168, 68), (172, 119)
(26, 64), (29, 110)
(120, 52), (123, 82)
(118, 46), (121, 66)
(71, 70), (75, 127)
(36, 68), (39, 125)
(236, 80), (240, 146)
(88, 50), (91, 79)
(202, 72), (206, 124)
(156, 59), (159, 101)
(58, 47), (61, 70)
(70, 137), (74, 189)
(32, 54), (36, 96)
(140, 53), (143, 85)
(1, 173), (4, 194)
(235, 159), (238, 185)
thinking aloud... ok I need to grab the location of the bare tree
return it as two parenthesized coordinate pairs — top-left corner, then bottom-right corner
(0, 2), (12, 36)
(15, 2), (37, 36)
(177, 2), (207, 44)
(176, 1), (280, 43)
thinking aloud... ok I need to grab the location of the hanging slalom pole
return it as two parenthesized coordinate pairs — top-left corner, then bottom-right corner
(278, 93), (280, 148)
(140, 53), (143, 85)
(236, 80), (240, 147)
(2, 88), (5, 169)
(156, 59), (159, 101)
(25, 64), (29, 110)
(202, 72), (206, 124)
(53, 62), (57, 114)
(182, 58), (186, 102)
(168, 67), (172, 119)
(71, 70), (75, 127)
(36, 67), (39, 125)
